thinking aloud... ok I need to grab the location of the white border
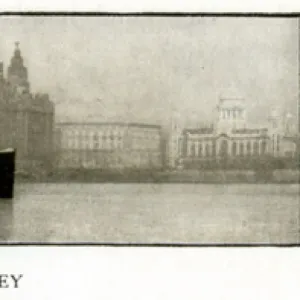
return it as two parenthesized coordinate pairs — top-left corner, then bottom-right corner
(0, 247), (300, 300)
(0, 0), (299, 12)
(0, 0), (299, 299)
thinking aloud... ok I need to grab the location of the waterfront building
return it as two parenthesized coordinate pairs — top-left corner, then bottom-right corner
(55, 122), (163, 170)
(168, 110), (183, 169)
(170, 98), (297, 169)
(0, 43), (55, 174)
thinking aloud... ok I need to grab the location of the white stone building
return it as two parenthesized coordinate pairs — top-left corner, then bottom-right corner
(55, 122), (163, 170)
(169, 98), (297, 169)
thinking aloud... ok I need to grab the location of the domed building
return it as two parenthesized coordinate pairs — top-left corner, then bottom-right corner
(168, 97), (297, 170)
(0, 43), (55, 175)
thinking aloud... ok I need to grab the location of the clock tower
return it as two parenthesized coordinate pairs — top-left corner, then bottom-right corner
(7, 42), (30, 93)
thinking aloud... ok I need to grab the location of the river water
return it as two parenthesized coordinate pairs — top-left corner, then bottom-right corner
(1, 183), (299, 243)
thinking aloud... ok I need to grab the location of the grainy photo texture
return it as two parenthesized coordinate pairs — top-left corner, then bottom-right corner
(0, 16), (299, 243)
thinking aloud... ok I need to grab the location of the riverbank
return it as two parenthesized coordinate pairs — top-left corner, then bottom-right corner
(14, 168), (300, 184)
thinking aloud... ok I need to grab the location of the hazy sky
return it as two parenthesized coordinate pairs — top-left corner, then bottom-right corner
(0, 16), (298, 127)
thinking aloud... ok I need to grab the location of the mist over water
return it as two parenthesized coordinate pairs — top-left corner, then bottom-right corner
(6, 183), (299, 244)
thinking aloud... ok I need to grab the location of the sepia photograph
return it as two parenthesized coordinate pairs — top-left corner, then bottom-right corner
(0, 15), (299, 244)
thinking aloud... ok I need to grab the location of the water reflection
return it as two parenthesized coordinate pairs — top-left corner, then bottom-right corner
(0, 199), (13, 241)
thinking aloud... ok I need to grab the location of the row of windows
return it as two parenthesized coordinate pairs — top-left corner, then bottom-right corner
(189, 143), (215, 157)
(62, 138), (159, 150)
(62, 130), (160, 140)
(64, 133), (123, 140)
(59, 156), (123, 166)
(219, 109), (244, 119)
(189, 140), (268, 157)
(63, 141), (123, 149)
(230, 141), (267, 156)
(62, 133), (160, 142)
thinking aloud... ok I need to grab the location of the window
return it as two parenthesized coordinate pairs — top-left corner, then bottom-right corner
(247, 141), (251, 156)
(232, 142), (237, 156)
(190, 143), (196, 157)
(219, 140), (228, 157)
(233, 110), (236, 119)
(261, 141), (267, 155)
(198, 143), (203, 157)
(205, 144), (210, 157)
(239, 143), (244, 156)
(212, 141), (216, 156)
(93, 133), (99, 149)
(253, 141), (259, 156)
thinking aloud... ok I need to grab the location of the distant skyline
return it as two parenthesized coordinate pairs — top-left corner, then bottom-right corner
(0, 16), (298, 127)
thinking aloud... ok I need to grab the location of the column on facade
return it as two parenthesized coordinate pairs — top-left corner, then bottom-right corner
(215, 139), (219, 157)
(237, 140), (240, 156)
(221, 109), (225, 120)
(250, 139), (254, 156)
(211, 140), (214, 156)
(206, 141), (210, 157)
(227, 139), (232, 156)
(240, 138), (247, 156)
(246, 140), (251, 156)
(257, 139), (260, 156)
(253, 139), (259, 156)
(205, 141), (210, 157)
(206, 142), (210, 157)
(200, 140), (204, 157)
(199, 140), (203, 157)
(188, 139), (193, 156)
(239, 141), (245, 157)
(204, 141), (210, 157)
(195, 139), (199, 157)
(261, 139), (266, 155)
(231, 140), (236, 157)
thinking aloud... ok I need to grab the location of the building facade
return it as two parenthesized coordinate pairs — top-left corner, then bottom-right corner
(55, 122), (163, 170)
(0, 43), (55, 174)
(168, 110), (184, 169)
(169, 98), (297, 169)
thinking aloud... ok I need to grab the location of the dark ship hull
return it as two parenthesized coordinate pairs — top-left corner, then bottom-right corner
(0, 148), (16, 199)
